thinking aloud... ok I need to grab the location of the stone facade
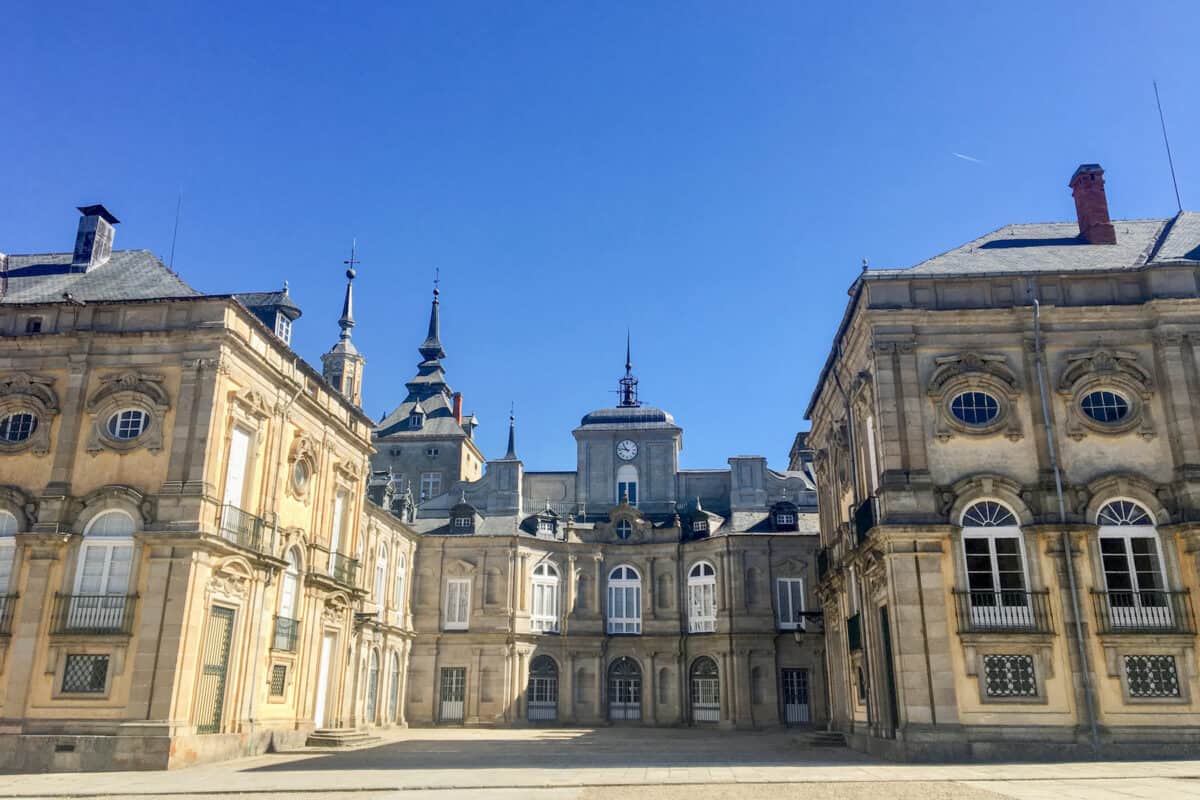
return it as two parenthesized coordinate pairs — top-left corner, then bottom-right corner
(806, 165), (1200, 760)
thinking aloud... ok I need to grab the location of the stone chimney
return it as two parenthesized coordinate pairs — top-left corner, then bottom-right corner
(453, 392), (464, 424)
(72, 204), (120, 271)
(1069, 164), (1116, 245)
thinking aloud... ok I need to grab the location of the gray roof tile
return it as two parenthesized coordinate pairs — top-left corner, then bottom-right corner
(1, 250), (200, 303)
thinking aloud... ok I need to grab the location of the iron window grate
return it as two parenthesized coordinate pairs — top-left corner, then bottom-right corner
(269, 664), (287, 697)
(62, 654), (109, 693)
(983, 654), (1036, 698)
(1125, 655), (1180, 698)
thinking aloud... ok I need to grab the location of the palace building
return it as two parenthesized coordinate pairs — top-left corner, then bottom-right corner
(807, 164), (1200, 760)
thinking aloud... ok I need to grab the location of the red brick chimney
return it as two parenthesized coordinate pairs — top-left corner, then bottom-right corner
(452, 392), (463, 424)
(1069, 164), (1117, 244)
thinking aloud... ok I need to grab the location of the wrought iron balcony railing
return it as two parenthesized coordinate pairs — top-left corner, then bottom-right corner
(51, 593), (138, 635)
(846, 611), (863, 652)
(0, 594), (15, 635)
(219, 504), (268, 553)
(952, 589), (1054, 634)
(272, 615), (300, 651)
(1090, 589), (1195, 635)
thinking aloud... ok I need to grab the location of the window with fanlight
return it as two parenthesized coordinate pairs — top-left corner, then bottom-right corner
(531, 562), (560, 633)
(1097, 500), (1171, 628)
(960, 500), (1032, 627)
(607, 565), (642, 634)
(687, 562), (717, 633)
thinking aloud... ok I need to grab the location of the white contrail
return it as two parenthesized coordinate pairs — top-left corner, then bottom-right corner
(952, 152), (985, 164)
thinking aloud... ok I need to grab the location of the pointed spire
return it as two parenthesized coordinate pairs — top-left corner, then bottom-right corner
(618, 330), (640, 407)
(419, 270), (446, 362)
(337, 240), (358, 341)
(504, 404), (517, 459)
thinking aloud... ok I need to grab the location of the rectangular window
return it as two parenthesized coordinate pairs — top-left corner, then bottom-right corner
(688, 581), (717, 633)
(692, 520), (707, 533)
(531, 581), (560, 633)
(25, 317), (43, 334)
(1125, 655), (1180, 698)
(62, 654), (109, 693)
(421, 472), (442, 500)
(776, 577), (805, 630)
(274, 313), (292, 345)
(330, 491), (347, 554)
(776, 513), (795, 526)
(444, 578), (471, 630)
(537, 520), (555, 539)
(617, 481), (637, 507)
(269, 664), (288, 697)
(983, 654), (1037, 698)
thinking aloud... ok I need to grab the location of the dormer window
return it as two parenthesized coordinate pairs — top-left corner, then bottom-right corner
(777, 513), (795, 525)
(409, 411), (423, 430)
(453, 516), (473, 530)
(536, 519), (555, 539)
(771, 503), (800, 532)
(274, 313), (292, 345)
(692, 520), (708, 534)
(425, 447), (439, 457)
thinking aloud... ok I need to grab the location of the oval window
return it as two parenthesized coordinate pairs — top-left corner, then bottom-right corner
(107, 409), (149, 440)
(1080, 390), (1129, 424)
(0, 412), (38, 442)
(950, 391), (1000, 426)
(293, 460), (311, 491)
(615, 519), (633, 540)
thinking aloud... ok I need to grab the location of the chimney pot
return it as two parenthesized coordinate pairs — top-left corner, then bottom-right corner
(72, 204), (120, 271)
(1069, 164), (1117, 245)
(453, 392), (463, 424)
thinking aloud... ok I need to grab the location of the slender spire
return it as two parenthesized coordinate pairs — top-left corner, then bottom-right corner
(618, 330), (640, 407)
(338, 240), (358, 341)
(504, 404), (517, 459)
(419, 269), (446, 361)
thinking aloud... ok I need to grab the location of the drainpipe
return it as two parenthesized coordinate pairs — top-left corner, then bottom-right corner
(246, 359), (305, 740)
(1030, 282), (1100, 752)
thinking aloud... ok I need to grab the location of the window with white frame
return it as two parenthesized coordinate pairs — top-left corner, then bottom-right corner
(776, 512), (795, 526)
(536, 519), (555, 539)
(330, 490), (347, 555)
(274, 313), (292, 345)
(687, 561), (717, 633)
(775, 577), (805, 630)
(374, 543), (388, 619)
(0, 511), (17, 595)
(278, 548), (301, 621)
(961, 500), (1031, 626)
(71, 511), (136, 630)
(616, 465), (638, 506)
(607, 565), (642, 634)
(531, 562), (560, 633)
(421, 472), (442, 500)
(692, 520), (708, 533)
(444, 578), (471, 630)
(1097, 500), (1171, 627)
(394, 552), (406, 625)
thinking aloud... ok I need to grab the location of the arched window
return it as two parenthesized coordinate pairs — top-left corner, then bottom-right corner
(375, 543), (388, 619)
(607, 657), (641, 720)
(687, 561), (717, 633)
(274, 547), (302, 651)
(365, 649), (380, 723)
(531, 562), (560, 633)
(1097, 500), (1171, 628)
(0, 511), (18, 597)
(388, 651), (401, 723)
(690, 657), (719, 723)
(394, 552), (407, 626)
(527, 655), (558, 722)
(960, 500), (1031, 627)
(607, 565), (642, 634)
(70, 510), (136, 631)
(616, 465), (638, 507)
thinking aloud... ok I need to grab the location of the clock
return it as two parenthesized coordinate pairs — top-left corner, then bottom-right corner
(616, 439), (638, 461)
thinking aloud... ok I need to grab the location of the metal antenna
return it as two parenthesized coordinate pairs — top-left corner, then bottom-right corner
(1154, 80), (1183, 213)
(168, 190), (183, 269)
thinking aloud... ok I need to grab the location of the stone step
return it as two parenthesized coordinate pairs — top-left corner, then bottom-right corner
(793, 730), (847, 747)
(305, 728), (384, 749)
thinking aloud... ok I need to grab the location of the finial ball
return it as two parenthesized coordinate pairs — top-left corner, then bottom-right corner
(346, 268), (356, 280)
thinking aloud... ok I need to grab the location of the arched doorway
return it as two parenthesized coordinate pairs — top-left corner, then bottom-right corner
(690, 657), (719, 723)
(607, 657), (641, 721)
(527, 655), (558, 722)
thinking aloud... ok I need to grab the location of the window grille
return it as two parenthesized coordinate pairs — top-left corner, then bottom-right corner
(269, 664), (287, 697)
(62, 654), (109, 693)
(983, 654), (1036, 698)
(1125, 655), (1180, 698)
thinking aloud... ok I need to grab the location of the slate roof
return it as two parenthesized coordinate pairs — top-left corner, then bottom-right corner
(578, 406), (677, 428)
(867, 212), (1200, 279)
(235, 289), (302, 317)
(1, 250), (199, 303)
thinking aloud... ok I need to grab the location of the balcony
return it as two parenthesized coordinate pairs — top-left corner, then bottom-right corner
(51, 593), (138, 635)
(1090, 589), (1195, 635)
(272, 615), (300, 651)
(846, 612), (862, 652)
(852, 497), (877, 546)
(952, 589), (1053, 634)
(219, 504), (268, 553)
(0, 594), (15, 635)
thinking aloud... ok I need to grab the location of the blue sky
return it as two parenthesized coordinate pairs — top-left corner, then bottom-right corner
(5, 2), (1199, 470)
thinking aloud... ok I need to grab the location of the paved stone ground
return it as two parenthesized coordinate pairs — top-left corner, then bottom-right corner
(1, 728), (1199, 800)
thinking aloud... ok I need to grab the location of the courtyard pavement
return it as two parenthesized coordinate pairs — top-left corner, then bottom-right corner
(1, 727), (1199, 799)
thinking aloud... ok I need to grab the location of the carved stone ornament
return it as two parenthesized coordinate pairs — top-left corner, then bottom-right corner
(287, 433), (318, 502)
(208, 560), (252, 599)
(323, 595), (349, 625)
(1056, 349), (1155, 440)
(85, 371), (170, 454)
(928, 352), (1023, 441)
(230, 387), (273, 422)
(0, 372), (59, 455)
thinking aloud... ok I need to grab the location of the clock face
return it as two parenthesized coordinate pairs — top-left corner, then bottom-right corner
(616, 439), (638, 461)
